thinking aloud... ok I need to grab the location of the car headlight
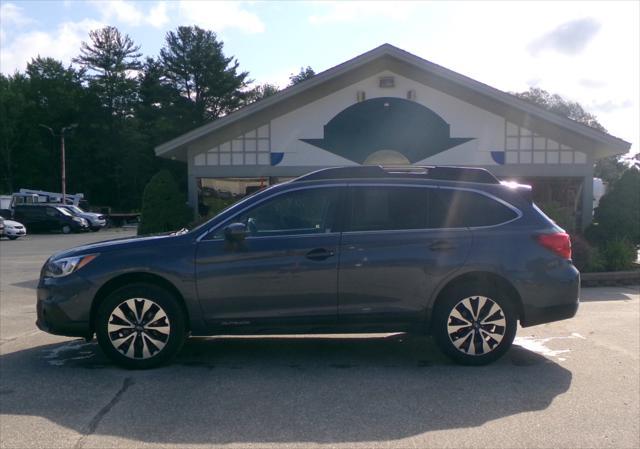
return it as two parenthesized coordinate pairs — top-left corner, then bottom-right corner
(44, 254), (99, 278)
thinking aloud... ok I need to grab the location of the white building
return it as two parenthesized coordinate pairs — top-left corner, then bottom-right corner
(156, 44), (631, 229)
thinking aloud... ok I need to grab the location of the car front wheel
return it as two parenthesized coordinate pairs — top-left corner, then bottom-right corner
(432, 284), (517, 365)
(96, 284), (186, 369)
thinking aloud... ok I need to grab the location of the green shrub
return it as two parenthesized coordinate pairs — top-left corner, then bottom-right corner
(589, 169), (640, 245)
(138, 170), (192, 235)
(599, 239), (636, 271)
(537, 201), (575, 233)
(571, 233), (607, 272)
(584, 246), (607, 273)
(571, 234), (592, 271)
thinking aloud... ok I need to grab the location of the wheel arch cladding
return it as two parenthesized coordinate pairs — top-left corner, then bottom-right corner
(430, 271), (523, 329)
(90, 272), (190, 333)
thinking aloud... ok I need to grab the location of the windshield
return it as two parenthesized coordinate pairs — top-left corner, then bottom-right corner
(66, 205), (84, 214)
(56, 207), (73, 216)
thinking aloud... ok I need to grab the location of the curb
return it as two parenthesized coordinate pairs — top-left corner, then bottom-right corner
(581, 270), (640, 287)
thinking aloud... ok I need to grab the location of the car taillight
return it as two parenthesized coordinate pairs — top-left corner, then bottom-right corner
(536, 232), (572, 259)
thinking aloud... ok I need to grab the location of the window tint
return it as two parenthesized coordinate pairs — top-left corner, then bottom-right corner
(217, 188), (340, 237)
(349, 187), (428, 231)
(21, 207), (43, 218)
(46, 208), (58, 217)
(429, 189), (517, 228)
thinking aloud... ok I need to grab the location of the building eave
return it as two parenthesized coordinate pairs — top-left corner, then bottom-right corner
(155, 43), (631, 160)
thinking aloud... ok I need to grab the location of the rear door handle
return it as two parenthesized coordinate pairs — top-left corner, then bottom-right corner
(306, 248), (335, 261)
(429, 241), (457, 251)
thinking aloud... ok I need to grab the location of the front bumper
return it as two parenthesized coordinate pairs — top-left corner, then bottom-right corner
(89, 220), (107, 229)
(36, 274), (95, 337)
(36, 300), (90, 337)
(5, 228), (27, 237)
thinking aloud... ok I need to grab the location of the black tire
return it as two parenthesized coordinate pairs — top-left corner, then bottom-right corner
(61, 225), (71, 234)
(96, 283), (186, 369)
(432, 283), (517, 365)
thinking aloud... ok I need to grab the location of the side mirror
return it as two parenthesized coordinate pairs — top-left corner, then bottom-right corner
(224, 222), (248, 242)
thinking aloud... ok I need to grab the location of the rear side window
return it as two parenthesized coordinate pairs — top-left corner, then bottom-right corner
(20, 207), (44, 218)
(349, 187), (428, 231)
(429, 189), (518, 228)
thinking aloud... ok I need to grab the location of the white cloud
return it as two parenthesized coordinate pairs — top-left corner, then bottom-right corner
(397, 1), (638, 153)
(528, 18), (601, 56)
(309, 1), (417, 24)
(0, 2), (34, 45)
(148, 2), (169, 29)
(0, 18), (104, 73)
(95, 0), (144, 26)
(0, 2), (34, 26)
(91, 0), (169, 29)
(177, 1), (265, 33)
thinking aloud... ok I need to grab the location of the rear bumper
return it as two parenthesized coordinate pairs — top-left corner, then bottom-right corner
(518, 263), (580, 327)
(521, 301), (579, 327)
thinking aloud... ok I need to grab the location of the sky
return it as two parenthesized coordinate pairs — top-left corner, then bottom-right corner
(1, 0), (638, 155)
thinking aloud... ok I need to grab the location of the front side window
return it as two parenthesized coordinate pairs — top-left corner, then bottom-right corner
(215, 188), (340, 238)
(348, 187), (428, 232)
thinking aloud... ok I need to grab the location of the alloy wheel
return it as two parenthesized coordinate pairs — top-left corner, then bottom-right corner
(446, 295), (506, 356)
(107, 298), (171, 359)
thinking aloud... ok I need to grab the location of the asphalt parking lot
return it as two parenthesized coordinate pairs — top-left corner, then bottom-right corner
(1, 230), (638, 449)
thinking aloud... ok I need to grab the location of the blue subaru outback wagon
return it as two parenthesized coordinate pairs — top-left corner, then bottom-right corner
(37, 166), (579, 368)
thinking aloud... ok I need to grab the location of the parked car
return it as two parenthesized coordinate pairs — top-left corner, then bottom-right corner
(58, 205), (107, 231)
(36, 166), (579, 369)
(0, 216), (27, 240)
(14, 205), (89, 234)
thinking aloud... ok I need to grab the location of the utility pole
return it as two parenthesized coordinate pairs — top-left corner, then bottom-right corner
(39, 124), (78, 204)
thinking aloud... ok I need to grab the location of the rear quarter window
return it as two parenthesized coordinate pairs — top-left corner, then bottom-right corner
(429, 189), (518, 228)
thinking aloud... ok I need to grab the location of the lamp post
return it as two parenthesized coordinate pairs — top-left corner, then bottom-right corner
(39, 124), (78, 204)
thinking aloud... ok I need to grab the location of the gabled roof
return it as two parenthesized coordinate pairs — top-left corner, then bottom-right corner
(155, 43), (631, 160)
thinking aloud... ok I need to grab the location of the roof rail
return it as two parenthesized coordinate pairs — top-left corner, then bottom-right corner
(294, 165), (500, 184)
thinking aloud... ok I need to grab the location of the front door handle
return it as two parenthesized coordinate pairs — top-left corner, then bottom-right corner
(429, 241), (457, 251)
(306, 248), (335, 261)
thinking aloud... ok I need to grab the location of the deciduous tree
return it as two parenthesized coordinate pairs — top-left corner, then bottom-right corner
(289, 66), (315, 85)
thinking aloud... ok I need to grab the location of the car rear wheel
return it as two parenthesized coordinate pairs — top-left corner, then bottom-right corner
(432, 284), (517, 365)
(96, 284), (186, 369)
